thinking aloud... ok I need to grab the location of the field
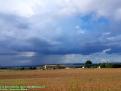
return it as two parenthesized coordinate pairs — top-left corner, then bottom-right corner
(0, 69), (121, 91)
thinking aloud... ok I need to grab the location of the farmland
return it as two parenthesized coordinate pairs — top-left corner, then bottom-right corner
(0, 69), (121, 91)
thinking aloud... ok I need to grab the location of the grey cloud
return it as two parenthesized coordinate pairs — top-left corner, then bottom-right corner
(0, 0), (121, 65)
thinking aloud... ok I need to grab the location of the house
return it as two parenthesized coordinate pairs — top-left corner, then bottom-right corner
(43, 64), (66, 70)
(98, 66), (101, 69)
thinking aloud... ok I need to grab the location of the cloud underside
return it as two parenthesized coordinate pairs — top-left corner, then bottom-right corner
(0, 0), (121, 65)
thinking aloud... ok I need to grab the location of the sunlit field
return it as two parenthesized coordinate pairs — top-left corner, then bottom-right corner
(0, 69), (121, 91)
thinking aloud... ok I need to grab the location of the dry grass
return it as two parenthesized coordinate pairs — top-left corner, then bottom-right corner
(0, 69), (121, 91)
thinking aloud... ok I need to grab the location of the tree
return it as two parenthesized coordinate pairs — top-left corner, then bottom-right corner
(85, 60), (92, 68)
(100, 63), (113, 68)
(85, 60), (92, 65)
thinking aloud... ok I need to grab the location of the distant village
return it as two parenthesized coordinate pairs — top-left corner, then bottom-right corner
(0, 60), (121, 70)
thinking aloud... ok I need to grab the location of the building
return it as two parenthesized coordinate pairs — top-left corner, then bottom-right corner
(43, 64), (66, 70)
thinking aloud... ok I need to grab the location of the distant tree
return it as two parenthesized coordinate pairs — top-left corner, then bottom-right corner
(112, 64), (121, 68)
(85, 60), (92, 65)
(100, 63), (105, 68)
(85, 60), (92, 68)
(105, 63), (112, 68)
(100, 63), (113, 68)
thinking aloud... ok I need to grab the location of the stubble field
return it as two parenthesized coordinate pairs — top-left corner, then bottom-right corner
(0, 68), (121, 91)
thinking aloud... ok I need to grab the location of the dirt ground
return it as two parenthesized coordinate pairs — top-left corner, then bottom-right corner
(0, 68), (121, 91)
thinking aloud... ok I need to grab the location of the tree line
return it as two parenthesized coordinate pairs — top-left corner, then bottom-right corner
(84, 60), (121, 68)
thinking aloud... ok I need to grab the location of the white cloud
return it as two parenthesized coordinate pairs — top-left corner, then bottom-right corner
(0, 0), (39, 17)
(18, 51), (36, 57)
(103, 32), (111, 36)
(0, 0), (121, 20)
(102, 48), (111, 53)
(107, 37), (115, 41)
(75, 25), (86, 34)
(107, 35), (121, 41)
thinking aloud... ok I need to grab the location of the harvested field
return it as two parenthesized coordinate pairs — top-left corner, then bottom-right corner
(0, 69), (121, 91)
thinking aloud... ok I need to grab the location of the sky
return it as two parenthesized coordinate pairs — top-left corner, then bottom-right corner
(0, 0), (121, 66)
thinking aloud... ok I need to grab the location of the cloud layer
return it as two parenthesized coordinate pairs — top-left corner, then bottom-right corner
(0, 0), (121, 66)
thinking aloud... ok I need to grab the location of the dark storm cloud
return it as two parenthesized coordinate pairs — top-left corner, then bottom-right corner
(0, 12), (121, 56)
(0, 0), (121, 66)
